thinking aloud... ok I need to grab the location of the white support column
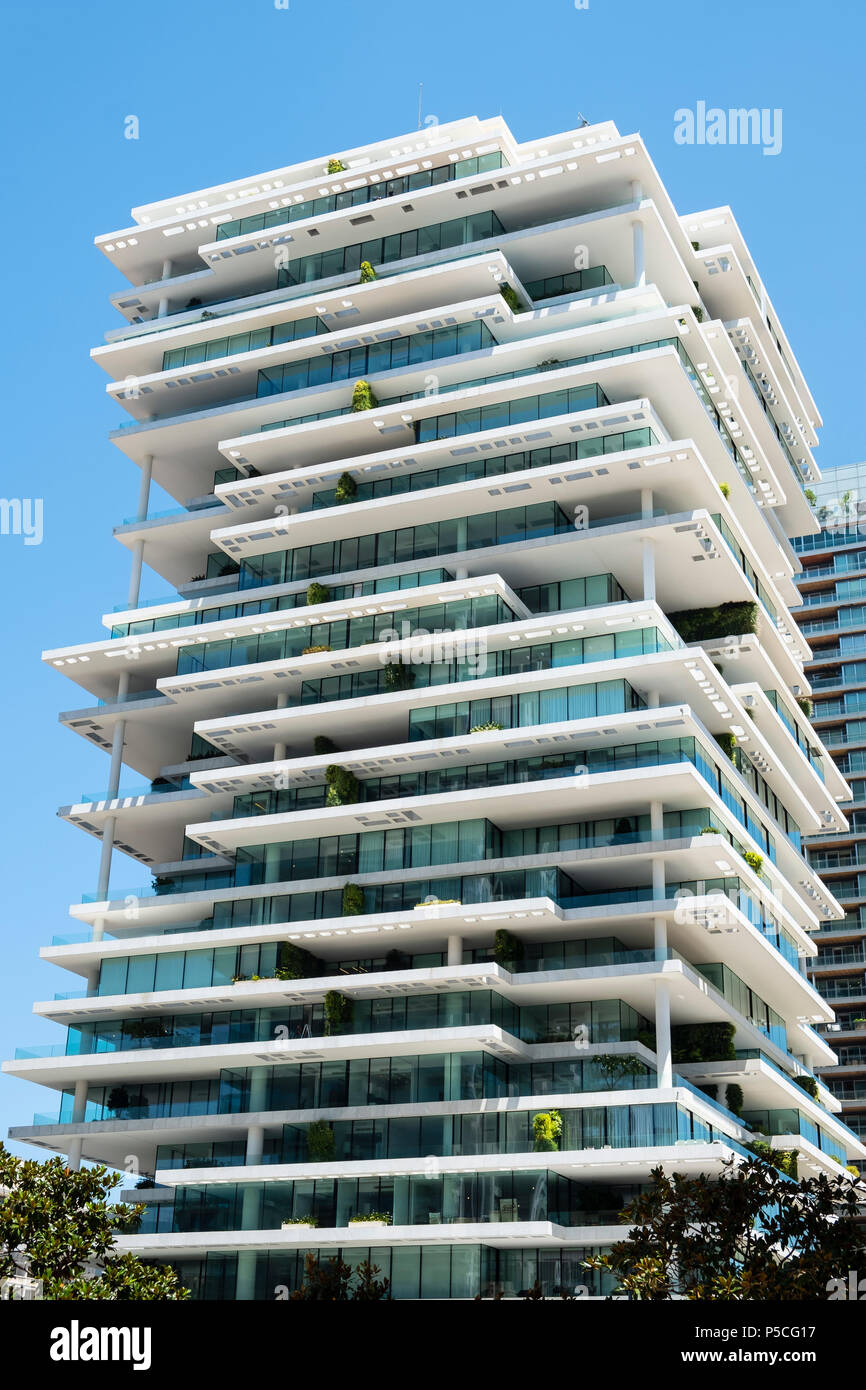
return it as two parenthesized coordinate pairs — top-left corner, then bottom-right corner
(66, 1137), (83, 1172)
(91, 917), (105, 943)
(653, 915), (668, 957)
(72, 1077), (88, 1123)
(245, 1124), (265, 1166)
(127, 541), (145, 610)
(646, 690), (660, 708)
(447, 934), (462, 966)
(273, 692), (289, 762)
(652, 856), (666, 899)
(96, 816), (116, 901)
(248, 1067), (269, 1115)
(157, 263), (173, 318)
(650, 800), (664, 840)
(642, 536), (655, 602)
(135, 455), (154, 524)
(655, 980), (673, 1087)
(640, 487), (654, 520)
(632, 218), (646, 290)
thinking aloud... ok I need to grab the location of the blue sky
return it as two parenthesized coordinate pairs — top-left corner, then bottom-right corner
(0, 0), (861, 1155)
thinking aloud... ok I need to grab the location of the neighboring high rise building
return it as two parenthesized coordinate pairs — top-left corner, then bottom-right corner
(794, 462), (866, 1166)
(5, 117), (863, 1300)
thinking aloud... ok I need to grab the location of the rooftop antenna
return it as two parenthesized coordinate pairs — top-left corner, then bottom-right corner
(417, 83), (423, 130)
(576, 111), (590, 128)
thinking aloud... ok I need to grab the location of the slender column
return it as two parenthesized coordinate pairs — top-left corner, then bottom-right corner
(655, 980), (673, 1087)
(127, 455), (154, 609)
(66, 1137), (83, 1172)
(157, 262), (173, 318)
(652, 857), (666, 899)
(632, 218), (646, 289)
(653, 916), (668, 958)
(273, 692), (289, 762)
(245, 1124), (265, 1166)
(71, 1077), (89, 1123)
(640, 487), (653, 520)
(447, 934), (463, 966)
(650, 800), (664, 840)
(642, 536), (656, 601)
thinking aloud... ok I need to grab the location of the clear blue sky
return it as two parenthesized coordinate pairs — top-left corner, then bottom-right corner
(1, 0), (861, 1155)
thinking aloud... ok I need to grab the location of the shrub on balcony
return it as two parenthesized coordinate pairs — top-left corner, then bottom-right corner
(282, 1216), (319, 1227)
(499, 284), (525, 314)
(595, 1055), (650, 1088)
(383, 661), (415, 692)
(671, 1021), (736, 1064)
(276, 942), (319, 981)
(668, 600), (759, 645)
(532, 1110), (562, 1152)
(314, 735), (337, 756)
(306, 1120), (336, 1163)
(327, 157), (347, 173)
(691, 305), (704, 323)
(796, 696), (813, 718)
(719, 481), (730, 499)
(323, 990), (354, 1036)
(302, 644), (331, 655)
(306, 582), (331, 606)
(794, 1074), (820, 1101)
(335, 471), (358, 504)
(359, 260), (377, 283)
(341, 883), (365, 916)
(725, 1083), (744, 1117)
(750, 1140), (798, 1180)
(743, 850), (764, 875)
(351, 380), (378, 412)
(325, 764), (360, 807)
(715, 732), (737, 762)
(348, 1212), (392, 1224)
(470, 722), (503, 733)
(493, 928), (524, 970)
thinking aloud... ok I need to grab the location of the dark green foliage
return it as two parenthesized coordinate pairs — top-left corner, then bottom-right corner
(493, 928), (524, 968)
(796, 696), (813, 718)
(794, 1074), (819, 1101)
(725, 1083), (744, 1116)
(341, 883), (365, 916)
(0, 1144), (188, 1300)
(383, 661), (415, 692)
(335, 471), (358, 503)
(306, 581), (331, 605)
(715, 732), (737, 762)
(314, 735), (337, 756)
(586, 1157), (862, 1299)
(325, 764), (360, 807)
(323, 990), (354, 1036)
(668, 601), (759, 644)
(276, 942), (319, 981)
(306, 1120), (336, 1162)
(671, 1021), (736, 1064)
(500, 283), (524, 314)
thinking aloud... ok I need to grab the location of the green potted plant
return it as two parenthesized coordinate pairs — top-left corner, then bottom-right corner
(335, 471), (358, 503)
(341, 883), (365, 916)
(725, 1083), (744, 1116)
(532, 1110), (562, 1152)
(743, 849), (764, 875)
(493, 928), (524, 970)
(350, 380), (378, 412)
(325, 764), (360, 807)
(306, 1120), (336, 1163)
(323, 990), (354, 1037)
(359, 260), (377, 283)
(327, 157), (347, 173)
(306, 581), (331, 605)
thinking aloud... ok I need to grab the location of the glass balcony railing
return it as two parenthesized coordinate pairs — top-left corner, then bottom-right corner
(215, 152), (507, 242)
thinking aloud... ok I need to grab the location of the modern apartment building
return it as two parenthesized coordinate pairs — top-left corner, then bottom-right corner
(794, 462), (866, 1166)
(6, 116), (863, 1300)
